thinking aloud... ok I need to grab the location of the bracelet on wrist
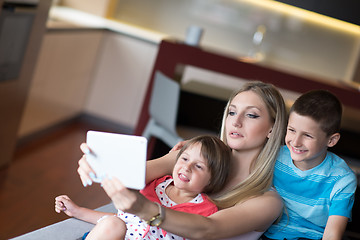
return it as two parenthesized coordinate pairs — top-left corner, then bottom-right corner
(144, 202), (165, 227)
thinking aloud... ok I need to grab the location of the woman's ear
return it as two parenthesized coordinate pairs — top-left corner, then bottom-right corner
(327, 133), (340, 147)
(267, 128), (273, 139)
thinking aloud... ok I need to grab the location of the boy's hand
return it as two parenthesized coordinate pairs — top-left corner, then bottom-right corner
(54, 195), (80, 218)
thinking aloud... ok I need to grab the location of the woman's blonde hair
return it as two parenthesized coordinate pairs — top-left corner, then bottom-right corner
(214, 81), (287, 208)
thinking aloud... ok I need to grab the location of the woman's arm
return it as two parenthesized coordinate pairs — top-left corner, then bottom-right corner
(77, 143), (178, 186)
(102, 177), (283, 240)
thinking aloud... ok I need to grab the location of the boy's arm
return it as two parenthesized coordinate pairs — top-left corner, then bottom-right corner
(322, 215), (348, 240)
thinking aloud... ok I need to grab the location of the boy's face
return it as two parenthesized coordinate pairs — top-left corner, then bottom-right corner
(173, 143), (211, 195)
(285, 112), (339, 171)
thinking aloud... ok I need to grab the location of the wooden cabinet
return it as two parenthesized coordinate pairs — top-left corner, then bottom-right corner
(18, 30), (104, 137)
(83, 31), (158, 130)
(0, 0), (51, 167)
(19, 29), (159, 138)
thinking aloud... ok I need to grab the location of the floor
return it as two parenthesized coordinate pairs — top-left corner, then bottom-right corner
(0, 119), (118, 240)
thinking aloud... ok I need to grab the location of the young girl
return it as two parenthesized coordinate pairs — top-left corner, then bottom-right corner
(78, 81), (288, 239)
(56, 135), (231, 240)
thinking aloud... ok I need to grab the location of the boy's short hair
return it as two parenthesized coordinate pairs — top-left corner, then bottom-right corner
(290, 90), (342, 136)
(176, 135), (231, 194)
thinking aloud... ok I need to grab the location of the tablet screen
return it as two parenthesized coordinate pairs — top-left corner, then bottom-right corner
(86, 131), (147, 190)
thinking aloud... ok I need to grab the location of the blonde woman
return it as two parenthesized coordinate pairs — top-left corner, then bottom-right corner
(78, 81), (287, 240)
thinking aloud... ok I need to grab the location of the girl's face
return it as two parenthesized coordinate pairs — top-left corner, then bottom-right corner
(172, 143), (211, 195)
(225, 90), (273, 153)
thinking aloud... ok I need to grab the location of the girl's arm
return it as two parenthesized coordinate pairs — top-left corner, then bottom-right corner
(77, 143), (178, 186)
(55, 195), (113, 224)
(67, 207), (113, 225)
(102, 177), (283, 240)
(145, 150), (178, 183)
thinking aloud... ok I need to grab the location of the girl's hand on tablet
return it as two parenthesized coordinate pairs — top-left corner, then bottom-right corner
(78, 143), (96, 187)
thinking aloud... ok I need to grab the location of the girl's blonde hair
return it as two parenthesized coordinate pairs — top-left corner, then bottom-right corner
(214, 81), (287, 208)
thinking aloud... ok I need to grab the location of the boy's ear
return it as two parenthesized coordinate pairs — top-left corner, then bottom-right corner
(327, 133), (340, 147)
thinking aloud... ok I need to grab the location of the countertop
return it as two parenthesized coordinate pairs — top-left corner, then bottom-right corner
(47, 6), (168, 44)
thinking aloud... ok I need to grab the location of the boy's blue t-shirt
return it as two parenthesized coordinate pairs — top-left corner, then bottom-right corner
(265, 145), (357, 240)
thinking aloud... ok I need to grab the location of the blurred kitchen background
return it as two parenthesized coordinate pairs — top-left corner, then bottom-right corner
(0, 0), (360, 239)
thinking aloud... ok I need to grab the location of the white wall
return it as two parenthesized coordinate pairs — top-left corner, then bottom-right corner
(60, 0), (111, 17)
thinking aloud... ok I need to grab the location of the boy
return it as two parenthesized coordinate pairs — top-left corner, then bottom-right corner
(264, 90), (357, 240)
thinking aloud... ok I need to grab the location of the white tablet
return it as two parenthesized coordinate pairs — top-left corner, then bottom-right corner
(86, 131), (147, 190)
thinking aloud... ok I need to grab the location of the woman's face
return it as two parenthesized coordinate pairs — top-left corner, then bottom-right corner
(225, 90), (273, 153)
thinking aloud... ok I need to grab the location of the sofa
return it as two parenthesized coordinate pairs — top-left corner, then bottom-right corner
(10, 203), (116, 240)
